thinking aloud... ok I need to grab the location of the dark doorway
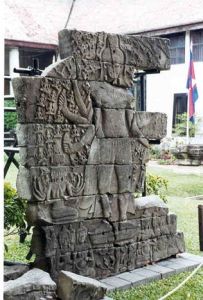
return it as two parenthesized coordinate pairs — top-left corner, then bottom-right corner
(173, 93), (188, 128)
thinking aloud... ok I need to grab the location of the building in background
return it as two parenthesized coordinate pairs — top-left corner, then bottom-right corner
(4, 0), (203, 138)
(134, 27), (203, 138)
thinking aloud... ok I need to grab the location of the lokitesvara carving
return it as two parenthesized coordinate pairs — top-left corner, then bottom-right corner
(13, 29), (185, 281)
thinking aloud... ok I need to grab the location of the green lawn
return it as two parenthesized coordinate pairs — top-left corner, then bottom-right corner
(109, 269), (203, 300)
(4, 163), (203, 299)
(4, 234), (33, 262)
(147, 166), (203, 198)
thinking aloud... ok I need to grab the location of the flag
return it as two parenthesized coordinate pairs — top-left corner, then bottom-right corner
(186, 44), (198, 123)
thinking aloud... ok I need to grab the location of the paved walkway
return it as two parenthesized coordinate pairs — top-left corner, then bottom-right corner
(100, 253), (203, 291)
(148, 160), (203, 175)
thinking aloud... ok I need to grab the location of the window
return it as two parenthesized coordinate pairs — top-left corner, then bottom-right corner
(191, 30), (203, 61)
(132, 75), (146, 111)
(165, 33), (185, 64)
(173, 93), (187, 134)
(19, 48), (56, 70)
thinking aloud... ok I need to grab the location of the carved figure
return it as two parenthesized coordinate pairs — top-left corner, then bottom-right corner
(13, 29), (185, 280)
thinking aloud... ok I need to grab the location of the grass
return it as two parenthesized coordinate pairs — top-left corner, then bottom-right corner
(109, 269), (203, 300)
(4, 233), (33, 263)
(4, 163), (203, 299)
(147, 166), (203, 198)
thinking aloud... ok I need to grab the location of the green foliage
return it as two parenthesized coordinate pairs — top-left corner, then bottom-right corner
(4, 182), (27, 234)
(146, 173), (168, 202)
(150, 145), (176, 165)
(149, 146), (161, 160)
(4, 99), (17, 131)
(158, 156), (176, 165)
(148, 167), (203, 198)
(172, 113), (199, 137)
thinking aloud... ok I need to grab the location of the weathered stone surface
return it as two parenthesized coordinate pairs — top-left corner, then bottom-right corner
(132, 195), (169, 218)
(32, 233), (184, 280)
(43, 57), (134, 88)
(13, 29), (185, 283)
(4, 263), (30, 281)
(57, 270), (107, 300)
(94, 109), (167, 141)
(88, 138), (149, 165)
(13, 77), (93, 124)
(17, 126), (150, 167)
(89, 81), (135, 109)
(4, 268), (56, 300)
(28, 215), (179, 258)
(26, 194), (170, 225)
(17, 164), (145, 201)
(17, 124), (95, 167)
(58, 29), (170, 71)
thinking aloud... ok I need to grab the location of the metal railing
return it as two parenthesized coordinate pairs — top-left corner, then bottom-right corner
(4, 76), (19, 178)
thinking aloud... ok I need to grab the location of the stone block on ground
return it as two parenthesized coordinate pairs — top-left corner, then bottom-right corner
(57, 270), (107, 300)
(100, 276), (131, 290)
(4, 263), (30, 281)
(4, 268), (56, 300)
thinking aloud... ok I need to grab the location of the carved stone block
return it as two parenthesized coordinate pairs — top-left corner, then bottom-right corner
(17, 164), (145, 201)
(89, 81), (135, 109)
(12, 29), (185, 282)
(29, 214), (180, 264)
(94, 109), (167, 140)
(57, 270), (107, 300)
(17, 127), (150, 167)
(88, 137), (149, 165)
(12, 77), (93, 124)
(32, 232), (184, 279)
(17, 124), (95, 167)
(58, 29), (170, 71)
(132, 195), (169, 218)
(26, 193), (170, 226)
(43, 57), (134, 88)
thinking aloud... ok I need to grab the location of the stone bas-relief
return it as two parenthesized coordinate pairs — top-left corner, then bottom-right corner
(17, 164), (145, 201)
(13, 29), (185, 281)
(58, 29), (170, 71)
(17, 124), (95, 167)
(33, 232), (184, 280)
(43, 57), (135, 88)
(12, 77), (93, 124)
(26, 195), (169, 225)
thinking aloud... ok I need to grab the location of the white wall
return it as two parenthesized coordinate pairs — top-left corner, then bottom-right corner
(146, 58), (203, 140)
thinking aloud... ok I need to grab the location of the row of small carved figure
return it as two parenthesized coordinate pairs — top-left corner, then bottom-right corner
(37, 232), (184, 280)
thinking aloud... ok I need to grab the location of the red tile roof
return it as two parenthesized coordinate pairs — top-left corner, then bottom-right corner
(4, 0), (203, 45)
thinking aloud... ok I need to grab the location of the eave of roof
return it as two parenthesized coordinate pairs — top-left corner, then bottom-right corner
(5, 39), (58, 50)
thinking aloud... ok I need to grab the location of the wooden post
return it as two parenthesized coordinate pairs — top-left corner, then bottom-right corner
(198, 205), (203, 251)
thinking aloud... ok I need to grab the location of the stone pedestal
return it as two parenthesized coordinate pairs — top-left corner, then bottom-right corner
(12, 29), (184, 281)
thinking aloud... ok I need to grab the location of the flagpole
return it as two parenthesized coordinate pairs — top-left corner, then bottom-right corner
(186, 40), (192, 145)
(186, 90), (190, 144)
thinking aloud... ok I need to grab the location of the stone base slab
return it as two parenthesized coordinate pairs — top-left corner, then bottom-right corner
(100, 253), (203, 291)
